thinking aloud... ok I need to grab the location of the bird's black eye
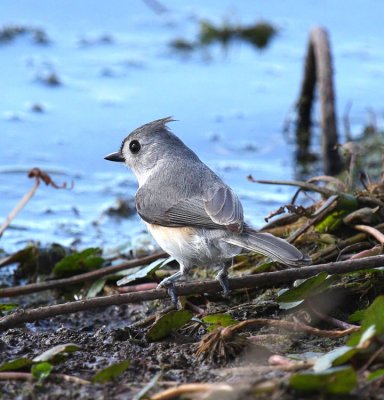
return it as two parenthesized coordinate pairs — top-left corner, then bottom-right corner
(129, 140), (141, 154)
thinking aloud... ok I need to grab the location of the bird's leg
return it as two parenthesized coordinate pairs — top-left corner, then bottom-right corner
(215, 261), (232, 297)
(157, 271), (183, 307)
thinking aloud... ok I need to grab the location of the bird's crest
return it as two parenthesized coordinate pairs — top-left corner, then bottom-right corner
(143, 116), (176, 133)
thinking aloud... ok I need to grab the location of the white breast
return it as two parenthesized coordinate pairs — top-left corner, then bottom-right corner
(145, 222), (241, 271)
(145, 223), (196, 262)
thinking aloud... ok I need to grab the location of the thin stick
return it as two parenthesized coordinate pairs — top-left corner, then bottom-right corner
(151, 383), (233, 400)
(0, 372), (90, 385)
(250, 177), (335, 197)
(310, 222), (384, 262)
(0, 251), (166, 298)
(223, 318), (359, 338)
(0, 168), (71, 238)
(287, 195), (338, 243)
(0, 180), (40, 237)
(307, 300), (359, 331)
(1, 255), (384, 330)
(354, 225), (384, 244)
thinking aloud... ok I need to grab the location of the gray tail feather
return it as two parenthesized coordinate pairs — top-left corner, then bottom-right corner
(224, 228), (311, 266)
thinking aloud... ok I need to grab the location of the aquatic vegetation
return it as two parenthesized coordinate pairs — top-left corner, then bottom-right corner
(170, 19), (278, 54)
(0, 24), (50, 45)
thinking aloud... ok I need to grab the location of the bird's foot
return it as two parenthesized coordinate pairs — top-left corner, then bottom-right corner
(157, 273), (182, 309)
(216, 269), (231, 298)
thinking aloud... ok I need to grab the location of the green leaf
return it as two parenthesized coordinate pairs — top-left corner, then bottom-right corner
(0, 246), (37, 267)
(367, 368), (384, 382)
(86, 278), (107, 298)
(277, 272), (331, 303)
(0, 303), (18, 313)
(278, 300), (304, 310)
(146, 310), (192, 342)
(33, 343), (80, 363)
(0, 357), (32, 372)
(276, 288), (303, 309)
(52, 248), (104, 278)
(348, 296), (384, 346)
(315, 194), (358, 233)
(202, 313), (237, 332)
(356, 325), (376, 348)
(92, 360), (130, 384)
(31, 362), (53, 382)
(290, 366), (357, 394)
(348, 309), (365, 323)
(117, 257), (174, 286)
(314, 346), (357, 372)
(360, 296), (384, 334)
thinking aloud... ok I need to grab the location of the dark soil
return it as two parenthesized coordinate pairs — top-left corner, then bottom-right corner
(1, 277), (384, 399)
(0, 290), (376, 400)
(1, 301), (218, 399)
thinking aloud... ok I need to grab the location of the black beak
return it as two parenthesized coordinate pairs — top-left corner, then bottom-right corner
(104, 151), (125, 162)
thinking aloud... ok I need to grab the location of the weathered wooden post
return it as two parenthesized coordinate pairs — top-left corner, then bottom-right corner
(296, 27), (343, 175)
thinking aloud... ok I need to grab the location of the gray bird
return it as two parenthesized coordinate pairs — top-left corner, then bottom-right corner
(105, 117), (310, 303)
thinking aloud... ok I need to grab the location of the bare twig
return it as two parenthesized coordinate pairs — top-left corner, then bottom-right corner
(0, 251), (166, 298)
(358, 196), (384, 209)
(307, 300), (359, 330)
(151, 383), (233, 400)
(310, 222), (384, 262)
(248, 176), (336, 197)
(0, 168), (72, 238)
(353, 225), (384, 244)
(349, 245), (382, 260)
(1, 255), (384, 330)
(224, 318), (359, 338)
(0, 371), (90, 385)
(116, 282), (158, 293)
(133, 371), (162, 400)
(358, 344), (384, 374)
(307, 175), (346, 192)
(287, 195), (339, 243)
(195, 318), (357, 362)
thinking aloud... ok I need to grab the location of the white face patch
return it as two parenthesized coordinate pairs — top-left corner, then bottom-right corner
(121, 137), (159, 187)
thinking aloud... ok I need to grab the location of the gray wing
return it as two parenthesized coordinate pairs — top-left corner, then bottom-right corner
(136, 184), (244, 231)
(204, 186), (244, 231)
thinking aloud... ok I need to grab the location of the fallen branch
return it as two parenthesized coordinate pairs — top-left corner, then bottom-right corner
(0, 251), (166, 298)
(1, 255), (384, 330)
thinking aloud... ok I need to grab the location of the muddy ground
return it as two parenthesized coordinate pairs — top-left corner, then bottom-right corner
(1, 284), (383, 400)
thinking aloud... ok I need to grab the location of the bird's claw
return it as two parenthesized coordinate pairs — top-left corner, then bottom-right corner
(216, 270), (231, 298)
(157, 280), (180, 308)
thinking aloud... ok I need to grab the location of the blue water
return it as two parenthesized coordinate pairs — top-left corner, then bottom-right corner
(1, 1), (383, 253)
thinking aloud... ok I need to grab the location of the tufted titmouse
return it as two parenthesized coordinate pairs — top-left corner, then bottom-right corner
(105, 117), (310, 303)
